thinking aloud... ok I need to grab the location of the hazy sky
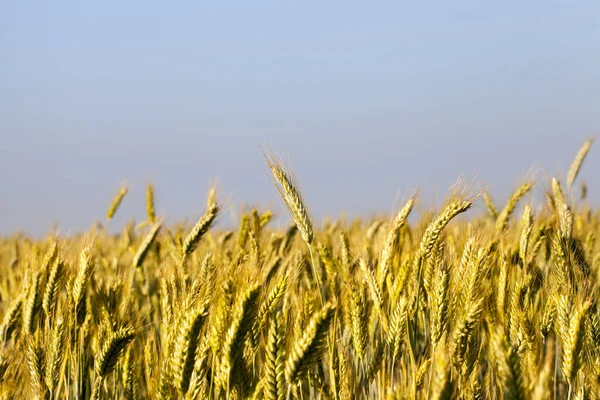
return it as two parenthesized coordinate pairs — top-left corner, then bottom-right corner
(1, 1), (599, 236)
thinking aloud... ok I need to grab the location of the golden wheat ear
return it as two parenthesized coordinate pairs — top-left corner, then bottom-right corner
(285, 302), (336, 385)
(379, 196), (415, 287)
(91, 327), (136, 400)
(146, 184), (156, 223)
(567, 138), (593, 189)
(496, 182), (533, 232)
(107, 186), (128, 220)
(262, 144), (313, 246)
(181, 187), (219, 265)
(262, 144), (326, 305)
(263, 312), (286, 400)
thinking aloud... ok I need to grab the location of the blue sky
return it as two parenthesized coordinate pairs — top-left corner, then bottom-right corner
(1, 1), (599, 235)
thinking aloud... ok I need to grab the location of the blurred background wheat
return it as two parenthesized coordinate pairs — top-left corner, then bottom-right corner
(0, 140), (599, 399)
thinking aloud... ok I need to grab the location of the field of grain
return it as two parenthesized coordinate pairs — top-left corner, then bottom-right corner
(0, 140), (598, 399)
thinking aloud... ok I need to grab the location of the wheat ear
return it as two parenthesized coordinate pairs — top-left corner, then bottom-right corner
(379, 197), (415, 287)
(286, 302), (335, 385)
(172, 305), (208, 395)
(91, 327), (136, 400)
(262, 145), (313, 246)
(496, 183), (533, 232)
(131, 221), (162, 268)
(146, 184), (156, 223)
(567, 138), (593, 189)
(264, 313), (286, 400)
(107, 186), (128, 220)
(181, 188), (219, 264)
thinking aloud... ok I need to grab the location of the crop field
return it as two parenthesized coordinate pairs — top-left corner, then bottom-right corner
(0, 141), (598, 399)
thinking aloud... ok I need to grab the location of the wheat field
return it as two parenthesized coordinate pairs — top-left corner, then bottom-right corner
(0, 140), (598, 399)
